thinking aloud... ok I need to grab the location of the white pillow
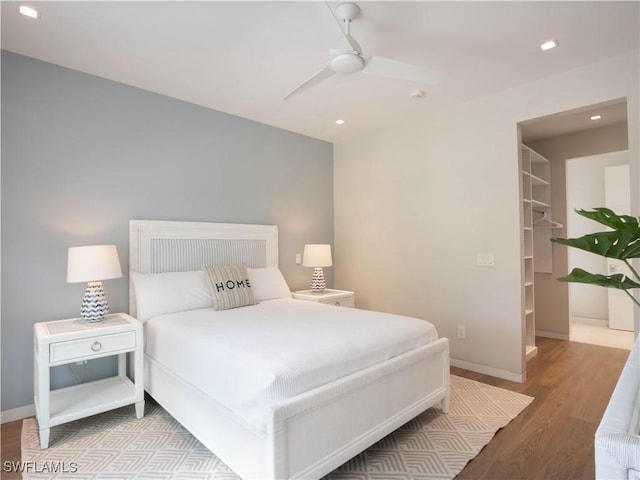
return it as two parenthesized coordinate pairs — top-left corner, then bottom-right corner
(246, 266), (291, 301)
(130, 270), (212, 322)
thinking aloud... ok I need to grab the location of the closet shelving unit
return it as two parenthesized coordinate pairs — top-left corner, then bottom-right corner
(520, 144), (551, 362)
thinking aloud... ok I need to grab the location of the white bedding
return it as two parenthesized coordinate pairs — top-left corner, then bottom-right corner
(144, 298), (439, 432)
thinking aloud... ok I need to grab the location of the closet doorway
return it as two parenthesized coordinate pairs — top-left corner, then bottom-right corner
(519, 97), (634, 351)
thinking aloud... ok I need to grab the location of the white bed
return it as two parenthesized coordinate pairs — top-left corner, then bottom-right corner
(129, 220), (450, 480)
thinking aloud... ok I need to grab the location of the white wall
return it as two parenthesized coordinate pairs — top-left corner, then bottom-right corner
(566, 151), (629, 321)
(334, 50), (639, 382)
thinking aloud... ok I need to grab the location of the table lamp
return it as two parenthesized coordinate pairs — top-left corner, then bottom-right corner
(302, 244), (332, 293)
(67, 245), (122, 323)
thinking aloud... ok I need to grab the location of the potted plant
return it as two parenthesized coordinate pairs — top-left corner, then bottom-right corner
(551, 207), (640, 307)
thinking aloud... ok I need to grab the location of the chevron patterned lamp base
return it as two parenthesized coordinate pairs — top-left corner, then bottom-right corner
(310, 267), (326, 293)
(80, 281), (109, 323)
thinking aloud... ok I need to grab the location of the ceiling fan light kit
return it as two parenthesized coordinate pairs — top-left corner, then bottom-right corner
(331, 53), (364, 74)
(283, 2), (443, 101)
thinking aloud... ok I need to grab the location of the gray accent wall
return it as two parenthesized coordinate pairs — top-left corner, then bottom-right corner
(1, 51), (334, 411)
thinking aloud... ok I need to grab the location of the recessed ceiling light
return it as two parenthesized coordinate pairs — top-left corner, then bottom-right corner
(335, 119), (345, 125)
(540, 40), (558, 51)
(19, 5), (39, 19)
(591, 115), (602, 121)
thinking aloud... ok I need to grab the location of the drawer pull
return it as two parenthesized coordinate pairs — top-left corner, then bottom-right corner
(91, 341), (102, 352)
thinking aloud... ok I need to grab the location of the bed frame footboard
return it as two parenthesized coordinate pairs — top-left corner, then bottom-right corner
(145, 337), (449, 480)
(267, 337), (449, 479)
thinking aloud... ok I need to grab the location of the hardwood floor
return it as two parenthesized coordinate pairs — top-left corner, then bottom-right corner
(1, 337), (629, 479)
(1, 417), (23, 480)
(452, 337), (629, 480)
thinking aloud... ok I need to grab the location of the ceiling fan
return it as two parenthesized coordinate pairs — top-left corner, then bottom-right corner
(283, 2), (443, 100)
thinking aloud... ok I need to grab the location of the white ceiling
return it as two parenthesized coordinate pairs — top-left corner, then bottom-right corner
(2, 1), (638, 143)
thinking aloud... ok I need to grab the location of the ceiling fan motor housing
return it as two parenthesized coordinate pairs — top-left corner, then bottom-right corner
(336, 3), (360, 22)
(331, 53), (364, 73)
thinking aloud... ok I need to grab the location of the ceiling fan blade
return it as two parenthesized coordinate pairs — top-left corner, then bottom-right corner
(362, 56), (444, 85)
(283, 63), (335, 101)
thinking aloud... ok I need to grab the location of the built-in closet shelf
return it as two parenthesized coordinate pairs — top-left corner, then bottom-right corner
(531, 199), (550, 209)
(530, 174), (549, 186)
(520, 143), (551, 365)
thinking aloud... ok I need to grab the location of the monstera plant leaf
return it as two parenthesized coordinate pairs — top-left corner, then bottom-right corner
(551, 231), (640, 259)
(573, 207), (640, 232)
(552, 208), (640, 307)
(551, 208), (640, 260)
(557, 268), (640, 290)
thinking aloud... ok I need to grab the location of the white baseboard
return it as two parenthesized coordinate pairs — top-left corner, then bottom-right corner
(450, 358), (525, 383)
(572, 316), (608, 327)
(1, 403), (35, 423)
(536, 330), (570, 341)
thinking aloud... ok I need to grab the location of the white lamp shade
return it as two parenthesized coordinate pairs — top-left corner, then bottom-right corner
(67, 245), (122, 283)
(302, 244), (333, 267)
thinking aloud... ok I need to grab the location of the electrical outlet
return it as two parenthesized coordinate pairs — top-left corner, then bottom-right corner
(458, 325), (466, 339)
(295, 253), (302, 264)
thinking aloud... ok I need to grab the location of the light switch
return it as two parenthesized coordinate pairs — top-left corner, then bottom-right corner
(295, 253), (302, 264)
(477, 253), (495, 266)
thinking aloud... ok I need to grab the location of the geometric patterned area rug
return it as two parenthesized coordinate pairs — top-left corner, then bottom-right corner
(21, 375), (533, 479)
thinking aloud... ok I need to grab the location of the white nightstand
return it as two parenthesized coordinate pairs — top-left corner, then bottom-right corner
(292, 289), (355, 308)
(33, 313), (144, 449)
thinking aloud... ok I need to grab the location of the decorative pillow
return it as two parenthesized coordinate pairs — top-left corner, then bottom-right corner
(202, 264), (257, 311)
(246, 266), (291, 301)
(130, 270), (212, 322)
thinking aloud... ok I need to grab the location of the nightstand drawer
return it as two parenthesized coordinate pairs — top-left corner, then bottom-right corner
(50, 331), (136, 363)
(320, 297), (355, 308)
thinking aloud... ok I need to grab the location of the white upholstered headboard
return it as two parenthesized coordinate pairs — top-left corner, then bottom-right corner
(129, 220), (278, 315)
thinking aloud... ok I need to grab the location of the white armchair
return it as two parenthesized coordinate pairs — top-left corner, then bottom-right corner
(595, 335), (640, 479)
